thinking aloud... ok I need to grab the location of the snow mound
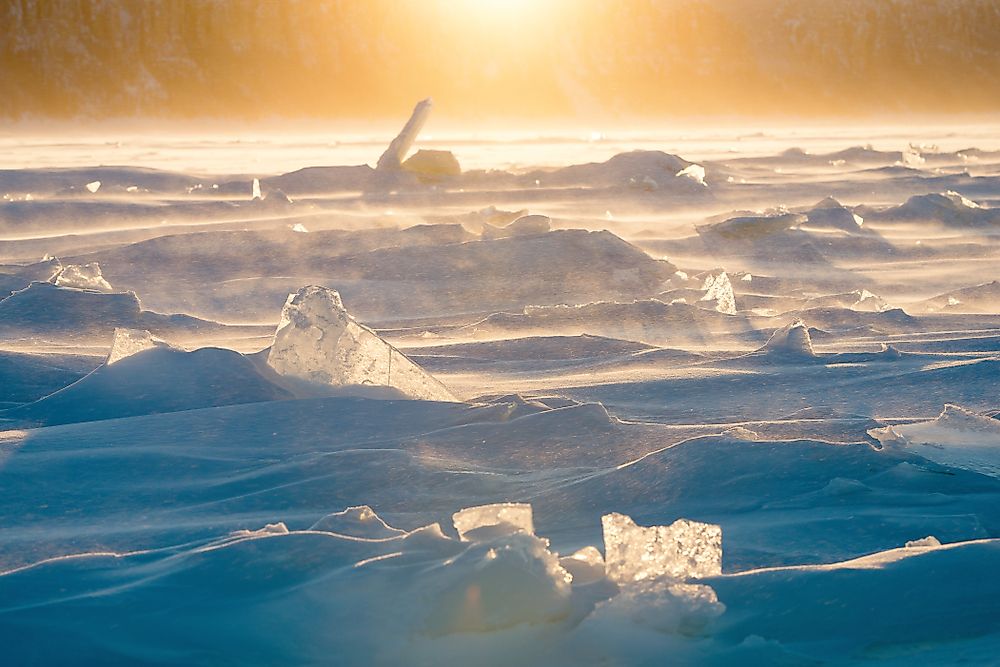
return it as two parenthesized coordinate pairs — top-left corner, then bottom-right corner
(698, 212), (805, 240)
(4, 346), (293, 427)
(106, 328), (172, 365)
(52, 262), (113, 292)
(602, 513), (722, 584)
(868, 404), (1000, 478)
(453, 503), (534, 541)
(266, 285), (456, 402)
(559, 546), (606, 585)
(589, 579), (724, 636)
(310, 505), (405, 539)
(422, 530), (573, 636)
(761, 320), (815, 357)
(873, 191), (999, 226)
(804, 197), (867, 232)
(540, 150), (698, 190)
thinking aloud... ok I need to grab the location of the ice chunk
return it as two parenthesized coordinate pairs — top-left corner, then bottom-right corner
(85, 180), (101, 193)
(905, 535), (942, 549)
(106, 328), (171, 365)
(266, 285), (456, 401)
(602, 513), (722, 584)
(310, 505), (405, 539)
(700, 271), (736, 315)
(290, 223), (309, 233)
(422, 531), (572, 636)
(229, 522), (290, 538)
(676, 163), (707, 186)
(377, 98), (433, 172)
(761, 320), (815, 357)
(53, 262), (113, 292)
(251, 178), (262, 200)
(900, 146), (925, 167)
(453, 503), (534, 541)
(868, 404), (1000, 478)
(944, 190), (980, 209)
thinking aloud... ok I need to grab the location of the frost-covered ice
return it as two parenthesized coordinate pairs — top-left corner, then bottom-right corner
(602, 513), (722, 584)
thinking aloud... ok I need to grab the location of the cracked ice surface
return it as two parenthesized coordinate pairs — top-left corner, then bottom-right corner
(453, 502), (535, 541)
(601, 513), (722, 584)
(266, 285), (456, 402)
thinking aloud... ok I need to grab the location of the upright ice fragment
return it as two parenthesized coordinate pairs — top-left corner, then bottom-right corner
(700, 271), (736, 315)
(761, 320), (815, 357)
(453, 503), (534, 541)
(266, 285), (456, 401)
(602, 513), (722, 584)
(106, 328), (171, 365)
(376, 98), (433, 172)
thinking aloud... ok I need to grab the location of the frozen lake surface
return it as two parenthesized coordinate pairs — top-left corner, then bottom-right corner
(2, 125), (1000, 665)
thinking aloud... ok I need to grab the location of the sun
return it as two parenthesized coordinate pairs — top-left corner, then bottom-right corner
(435, 0), (567, 26)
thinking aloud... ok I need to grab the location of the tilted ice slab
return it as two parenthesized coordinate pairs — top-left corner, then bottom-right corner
(602, 513), (722, 584)
(105, 327), (173, 365)
(267, 285), (456, 402)
(869, 404), (1000, 478)
(453, 503), (534, 541)
(53, 262), (113, 292)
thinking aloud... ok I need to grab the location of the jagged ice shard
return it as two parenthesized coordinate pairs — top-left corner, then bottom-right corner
(266, 285), (456, 401)
(105, 328), (170, 365)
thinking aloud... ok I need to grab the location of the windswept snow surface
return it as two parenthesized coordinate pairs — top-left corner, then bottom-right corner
(3, 127), (1000, 664)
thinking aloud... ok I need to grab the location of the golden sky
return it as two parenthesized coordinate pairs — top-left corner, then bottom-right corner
(3, 0), (1000, 123)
